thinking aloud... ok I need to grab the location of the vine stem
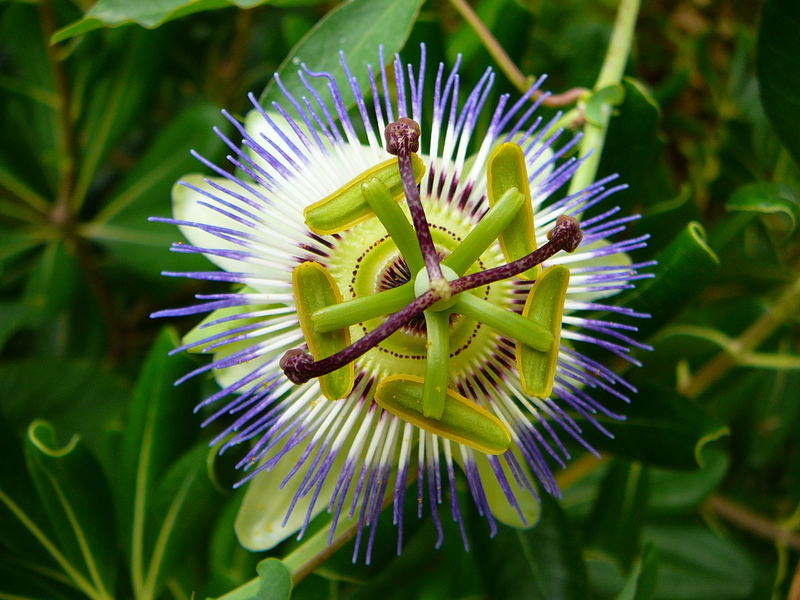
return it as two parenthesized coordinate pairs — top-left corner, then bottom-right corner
(39, 0), (77, 224)
(566, 0), (641, 198)
(680, 275), (800, 399)
(705, 495), (800, 551)
(448, 0), (588, 108)
(216, 469), (417, 599)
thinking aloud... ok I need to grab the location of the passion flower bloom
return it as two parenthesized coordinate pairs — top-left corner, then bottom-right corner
(153, 45), (653, 562)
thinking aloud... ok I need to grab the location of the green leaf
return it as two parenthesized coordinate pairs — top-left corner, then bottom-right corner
(52, 0), (269, 43)
(24, 241), (80, 323)
(642, 523), (757, 600)
(0, 359), (129, 456)
(757, 0), (800, 167)
(0, 5), (60, 194)
(87, 102), (226, 279)
(115, 328), (201, 594)
(579, 380), (729, 470)
(584, 83), (625, 126)
(254, 558), (292, 600)
(205, 493), (260, 596)
(474, 494), (587, 600)
(72, 27), (166, 207)
(726, 182), (800, 236)
(139, 443), (220, 598)
(596, 78), (668, 215)
(261, 0), (424, 110)
(0, 414), (68, 582)
(616, 222), (720, 339)
(585, 460), (649, 568)
(617, 544), (660, 600)
(648, 448), (729, 515)
(24, 421), (117, 599)
(0, 561), (83, 600)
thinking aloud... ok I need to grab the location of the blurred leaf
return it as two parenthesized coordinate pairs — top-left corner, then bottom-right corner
(0, 5), (59, 194)
(726, 182), (799, 236)
(72, 27), (166, 205)
(115, 328), (201, 592)
(617, 543), (660, 600)
(597, 78), (667, 216)
(205, 493), (260, 596)
(53, 0), (269, 43)
(0, 301), (32, 350)
(580, 380), (728, 470)
(0, 414), (63, 578)
(648, 448), (729, 515)
(0, 359), (129, 454)
(475, 493), (587, 600)
(254, 558), (292, 600)
(586, 460), (649, 568)
(261, 0), (424, 110)
(140, 443), (220, 597)
(757, 0), (800, 168)
(617, 222), (720, 339)
(744, 340), (800, 467)
(0, 561), (83, 600)
(87, 102), (226, 278)
(23, 241), (80, 323)
(24, 421), (117, 598)
(585, 83), (625, 126)
(344, 509), (480, 600)
(643, 523), (757, 600)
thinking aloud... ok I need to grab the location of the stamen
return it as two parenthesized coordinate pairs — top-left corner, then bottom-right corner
(279, 216), (583, 385)
(385, 118), (446, 287)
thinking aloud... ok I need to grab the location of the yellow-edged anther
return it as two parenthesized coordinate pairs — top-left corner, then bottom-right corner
(517, 265), (570, 398)
(304, 154), (426, 235)
(375, 375), (512, 455)
(487, 143), (540, 280)
(292, 261), (354, 400)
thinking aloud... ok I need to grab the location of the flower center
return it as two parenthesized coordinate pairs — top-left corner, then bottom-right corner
(280, 118), (582, 454)
(325, 198), (511, 380)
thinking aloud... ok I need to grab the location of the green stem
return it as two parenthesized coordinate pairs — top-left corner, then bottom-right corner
(362, 178), (424, 273)
(567, 0), (641, 197)
(216, 470), (415, 600)
(448, 0), (588, 107)
(311, 283), (415, 333)
(681, 274), (800, 399)
(422, 310), (450, 419)
(39, 0), (77, 222)
(443, 187), (525, 275)
(454, 293), (552, 352)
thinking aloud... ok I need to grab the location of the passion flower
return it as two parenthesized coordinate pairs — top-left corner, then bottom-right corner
(152, 45), (653, 562)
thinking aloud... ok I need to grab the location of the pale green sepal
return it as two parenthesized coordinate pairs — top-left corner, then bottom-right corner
(563, 238), (633, 306)
(455, 447), (541, 529)
(235, 442), (339, 551)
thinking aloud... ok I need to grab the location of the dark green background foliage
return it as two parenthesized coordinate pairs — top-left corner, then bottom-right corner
(1, 0), (799, 598)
